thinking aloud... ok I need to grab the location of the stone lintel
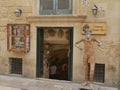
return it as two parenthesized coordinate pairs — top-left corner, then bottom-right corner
(26, 15), (87, 23)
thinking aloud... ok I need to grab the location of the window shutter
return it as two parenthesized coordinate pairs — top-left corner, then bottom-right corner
(43, 0), (54, 10)
(58, 0), (69, 9)
(57, 0), (72, 14)
(40, 0), (72, 15)
(40, 0), (55, 15)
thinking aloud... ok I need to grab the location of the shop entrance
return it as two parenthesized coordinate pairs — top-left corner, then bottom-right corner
(36, 27), (73, 81)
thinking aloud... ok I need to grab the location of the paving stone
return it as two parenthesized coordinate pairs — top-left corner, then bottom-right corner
(0, 75), (119, 90)
(99, 86), (118, 90)
(0, 86), (21, 90)
(92, 84), (100, 90)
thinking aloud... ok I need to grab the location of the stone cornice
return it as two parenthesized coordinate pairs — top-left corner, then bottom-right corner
(26, 15), (87, 23)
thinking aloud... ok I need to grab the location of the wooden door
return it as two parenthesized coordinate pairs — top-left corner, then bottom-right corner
(36, 28), (44, 77)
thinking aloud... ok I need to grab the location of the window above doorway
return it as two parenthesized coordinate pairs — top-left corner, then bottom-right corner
(40, 0), (72, 15)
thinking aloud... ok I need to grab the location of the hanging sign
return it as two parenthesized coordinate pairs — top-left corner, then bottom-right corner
(82, 22), (107, 35)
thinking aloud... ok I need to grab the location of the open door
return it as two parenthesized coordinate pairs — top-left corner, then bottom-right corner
(36, 28), (44, 77)
(36, 27), (73, 81)
(68, 28), (73, 81)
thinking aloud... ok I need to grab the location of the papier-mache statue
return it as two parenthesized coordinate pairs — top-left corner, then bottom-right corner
(75, 24), (102, 81)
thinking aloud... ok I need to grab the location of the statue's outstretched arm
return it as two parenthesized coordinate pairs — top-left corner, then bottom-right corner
(75, 39), (84, 44)
(75, 39), (84, 50)
(93, 38), (102, 47)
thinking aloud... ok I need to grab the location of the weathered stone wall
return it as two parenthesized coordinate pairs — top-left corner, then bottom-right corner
(0, 0), (119, 87)
(0, 0), (34, 78)
(73, 0), (120, 86)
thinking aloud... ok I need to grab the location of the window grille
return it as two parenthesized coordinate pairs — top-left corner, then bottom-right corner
(88, 63), (105, 83)
(9, 58), (22, 74)
(94, 64), (105, 83)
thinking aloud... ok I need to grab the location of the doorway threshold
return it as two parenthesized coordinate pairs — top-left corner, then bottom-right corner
(36, 78), (72, 83)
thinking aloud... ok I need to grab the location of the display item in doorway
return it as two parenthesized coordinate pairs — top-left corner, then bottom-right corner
(65, 30), (69, 40)
(48, 29), (56, 37)
(58, 29), (64, 38)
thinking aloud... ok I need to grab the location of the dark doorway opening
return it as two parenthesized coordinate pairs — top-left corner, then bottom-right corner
(36, 27), (73, 81)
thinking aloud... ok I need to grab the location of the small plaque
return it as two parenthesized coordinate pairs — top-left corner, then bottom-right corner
(82, 22), (107, 35)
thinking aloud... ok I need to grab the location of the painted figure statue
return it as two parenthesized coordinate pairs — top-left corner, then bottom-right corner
(75, 24), (102, 81)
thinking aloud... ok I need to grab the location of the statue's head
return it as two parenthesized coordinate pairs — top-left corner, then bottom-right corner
(83, 24), (91, 32)
(83, 24), (92, 40)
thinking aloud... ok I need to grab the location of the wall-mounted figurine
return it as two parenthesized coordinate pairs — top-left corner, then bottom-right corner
(75, 24), (102, 81)
(81, 0), (87, 5)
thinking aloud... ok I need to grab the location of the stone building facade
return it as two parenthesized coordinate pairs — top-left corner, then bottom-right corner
(0, 0), (120, 87)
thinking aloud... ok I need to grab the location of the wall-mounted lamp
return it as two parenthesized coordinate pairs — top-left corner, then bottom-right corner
(15, 8), (22, 17)
(92, 4), (98, 16)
